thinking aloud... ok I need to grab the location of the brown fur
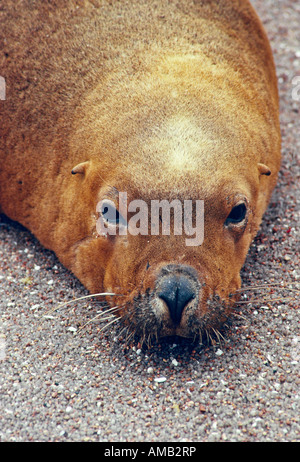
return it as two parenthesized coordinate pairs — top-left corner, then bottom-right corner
(0, 0), (281, 340)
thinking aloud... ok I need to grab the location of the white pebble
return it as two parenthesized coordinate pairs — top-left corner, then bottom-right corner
(67, 326), (77, 333)
(154, 377), (167, 383)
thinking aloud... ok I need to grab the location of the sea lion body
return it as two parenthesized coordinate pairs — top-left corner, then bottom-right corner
(0, 1), (281, 340)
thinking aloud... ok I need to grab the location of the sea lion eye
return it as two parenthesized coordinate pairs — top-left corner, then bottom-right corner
(100, 200), (126, 227)
(101, 202), (120, 224)
(225, 202), (247, 226)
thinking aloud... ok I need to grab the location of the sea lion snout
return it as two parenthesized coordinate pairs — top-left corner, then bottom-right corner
(156, 265), (199, 326)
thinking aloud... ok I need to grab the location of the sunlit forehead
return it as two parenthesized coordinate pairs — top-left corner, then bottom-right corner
(153, 116), (216, 172)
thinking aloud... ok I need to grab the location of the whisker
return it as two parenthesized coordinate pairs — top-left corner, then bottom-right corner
(77, 314), (116, 335)
(76, 304), (123, 334)
(213, 327), (226, 343)
(146, 333), (153, 348)
(40, 292), (121, 320)
(236, 282), (299, 292)
(78, 315), (119, 338)
(232, 312), (248, 321)
(205, 328), (213, 345)
(115, 325), (127, 339)
(125, 330), (135, 346)
(98, 304), (122, 316)
(199, 329), (203, 345)
(234, 296), (296, 304)
(98, 316), (119, 333)
(211, 327), (220, 343)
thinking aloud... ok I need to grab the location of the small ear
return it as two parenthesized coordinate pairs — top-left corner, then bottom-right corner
(258, 163), (271, 176)
(71, 161), (90, 175)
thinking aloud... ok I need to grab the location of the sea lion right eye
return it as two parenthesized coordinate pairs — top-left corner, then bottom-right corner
(101, 202), (120, 224)
(100, 201), (127, 227)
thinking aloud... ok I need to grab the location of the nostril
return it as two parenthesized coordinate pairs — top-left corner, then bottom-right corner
(158, 275), (195, 326)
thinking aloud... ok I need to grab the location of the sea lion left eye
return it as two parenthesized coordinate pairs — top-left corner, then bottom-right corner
(225, 203), (247, 226)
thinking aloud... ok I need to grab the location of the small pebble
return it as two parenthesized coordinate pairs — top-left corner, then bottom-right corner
(67, 326), (77, 333)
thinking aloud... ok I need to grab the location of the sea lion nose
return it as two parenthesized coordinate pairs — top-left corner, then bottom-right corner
(158, 274), (195, 325)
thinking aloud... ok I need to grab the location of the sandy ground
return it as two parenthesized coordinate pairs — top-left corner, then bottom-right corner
(0, 0), (299, 443)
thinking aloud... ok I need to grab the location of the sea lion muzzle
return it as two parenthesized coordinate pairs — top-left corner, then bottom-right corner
(156, 265), (199, 327)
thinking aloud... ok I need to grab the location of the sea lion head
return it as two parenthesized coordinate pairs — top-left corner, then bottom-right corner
(91, 174), (259, 342)
(68, 55), (280, 343)
(70, 140), (274, 343)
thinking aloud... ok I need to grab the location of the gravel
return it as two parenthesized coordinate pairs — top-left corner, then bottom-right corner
(0, 0), (299, 442)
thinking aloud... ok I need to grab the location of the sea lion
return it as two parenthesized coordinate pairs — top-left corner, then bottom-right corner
(0, 0), (281, 341)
